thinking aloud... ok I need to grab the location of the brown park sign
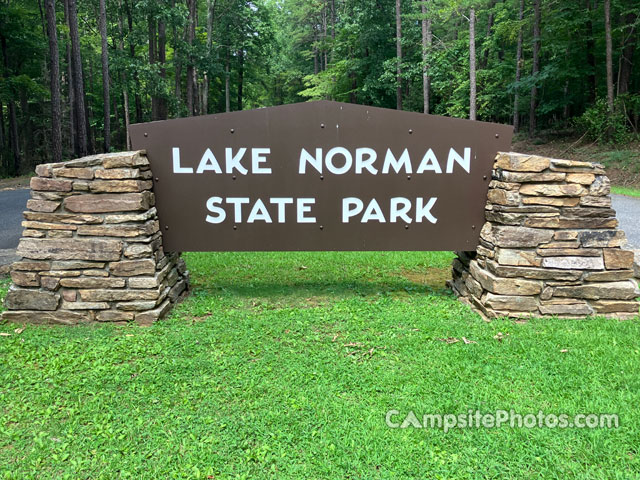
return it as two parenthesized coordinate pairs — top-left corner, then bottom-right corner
(129, 101), (513, 251)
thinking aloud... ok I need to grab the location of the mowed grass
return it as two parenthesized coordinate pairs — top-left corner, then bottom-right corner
(612, 185), (640, 198)
(1, 251), (640, 479)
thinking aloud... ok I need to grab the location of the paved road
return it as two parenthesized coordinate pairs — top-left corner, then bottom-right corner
(0, 189), (638, 249)
(612, 194), (640, 248)
(0, 189), (29, 249)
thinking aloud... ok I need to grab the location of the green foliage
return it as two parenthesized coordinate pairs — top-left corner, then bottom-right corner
(574, 98), (636, 144)
(1, 0), (639, 172)
(1, 252), (640, 477)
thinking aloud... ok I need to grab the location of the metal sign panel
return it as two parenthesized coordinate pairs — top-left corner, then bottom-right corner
(129, 101), (513, 251)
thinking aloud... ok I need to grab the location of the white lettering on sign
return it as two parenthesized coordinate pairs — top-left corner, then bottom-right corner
(205, 197), (317, 224)
(298, 148), (322, 174)
(325, 147), (352, 175)
(252, 148), (272, 174)
(356, 148), (377, 174)
(247, 199), (272, 223)
(447, 147), (471, 174)
(297, 198), (316, 223)
(416, 149), (442, 174)
(270, 197), (294, 223)
(382, 149), (411, 174)
(197, 148), (222, 173)
(205, 196), (225, 223)
(225, 148), (248, 175)
(172, 147), (194, 174)
(204, 196), (437, 225)
(342, 197), (438, 224)
(390, 197), (412, 223)
(296, 147), (471, 175)
(173, 147), (271, 174)
(172, 147), (459, 227)
(173, 146), (472, 176)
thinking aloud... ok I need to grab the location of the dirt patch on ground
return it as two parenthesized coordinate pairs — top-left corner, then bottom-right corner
(0, 175), (33, 191)
(513, 136), (640, 189)
(397, 267), (451, 290)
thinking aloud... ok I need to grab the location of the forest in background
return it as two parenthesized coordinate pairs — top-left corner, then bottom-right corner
(0, 0), (638, 176)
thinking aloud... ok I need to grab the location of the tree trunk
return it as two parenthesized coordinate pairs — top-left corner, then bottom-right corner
(395, 0), (402, 110)
(20, 92), (33, 164)
(349, 47), (357, 104)
(0, 99), (6, 150)
(513, 0), (524, 131)
(125, 0), (143, 123)
(66, 0), (88, 156)
(0, 34), (20, 174)
(86, 62), (95, 154)
(173, 0), (182, 113)
(112, 91), (119, 147)
(45, 0), (63, 163)
(64, 0), (76, 154)
(604, 0), (614, 113)
(149, 15), (158, 120)
(203, 0), (214, 115)
(99, 0), (110, 152)
(186, 0), (196, 116)
(117, 1), (130, 149)
(323, 2), (328, 70)
(37, 0), (47, 35)
(158, 18), (167, 119)
(529, 0), (541, 138)
(330, 0), (335, 64)
(313, 29), (319, 75)
(469, 8), (477, 121)
(617, 13), (637, 95)
(0, 100), (4, 151)
(421, 1), (431, 114)
(481, 1), (497, 69)
(199, 78), (204, 115)
(225, 44), (231, 113)
(8, 100), (20, 175)
(586, 0), (596, 103)
(237, 48), (244, 111)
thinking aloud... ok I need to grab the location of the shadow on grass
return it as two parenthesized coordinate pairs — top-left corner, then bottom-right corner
(189, 267), (454, 299)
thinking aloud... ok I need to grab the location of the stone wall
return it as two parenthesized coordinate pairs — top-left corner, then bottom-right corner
(451, 152), (640, 320)
(4, 150), (637, 324)
(1, 151), (189, 325)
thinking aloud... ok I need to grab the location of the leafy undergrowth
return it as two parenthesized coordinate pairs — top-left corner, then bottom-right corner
(1, 252), (640, 479)
(513, 135), (640, 190)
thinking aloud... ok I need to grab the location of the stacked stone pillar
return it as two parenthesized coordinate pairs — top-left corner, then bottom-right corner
(451, 152), (640, 319)
(1, 151), (189, 325)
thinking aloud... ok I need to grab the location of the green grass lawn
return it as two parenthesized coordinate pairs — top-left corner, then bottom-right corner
(1, 252), (640, 479)
(612, 185), (640, 198)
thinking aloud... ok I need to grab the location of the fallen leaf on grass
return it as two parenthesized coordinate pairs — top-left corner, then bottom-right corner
(299, 265), (308, 270)
(0, 333), (11, 337)
(439, 337), (476, 345)
(560, 349), (569, 353)
(493, 332), (509, 342)
(14, 327), (25, 334)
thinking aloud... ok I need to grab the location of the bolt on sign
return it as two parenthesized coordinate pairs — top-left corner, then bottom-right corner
(129, 101), (513, 251)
